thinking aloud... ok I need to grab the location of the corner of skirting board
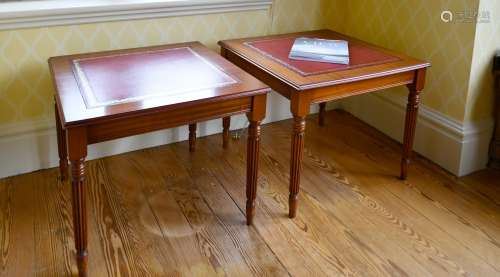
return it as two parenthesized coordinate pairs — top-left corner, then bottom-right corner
(339, 93), (494, 177)
(458, 126), (494, 176)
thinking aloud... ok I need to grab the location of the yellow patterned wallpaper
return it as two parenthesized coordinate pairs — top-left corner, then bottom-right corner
(1, 0), (495, 132)
(325, 0), (481, 122)
(270, 0), (339, 34)
(465, 0), (500, 122)
(0, 11), (270, 127)
(0, 0), (330, 131)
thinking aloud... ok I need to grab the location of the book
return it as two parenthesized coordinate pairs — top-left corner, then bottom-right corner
(289, 52), (350, 64)
(289, 37), (349, 64)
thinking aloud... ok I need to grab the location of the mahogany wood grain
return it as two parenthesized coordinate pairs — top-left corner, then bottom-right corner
(219, 30), (429, 90)
(49, 42), (268, 127)
(55, 102), (68, 181)
(219, 29), (430, 217)
(50, 42), (269, 276)
(318, 103), (326, 126)
(86, 97), (252, 144)
(401, 69), (426, 179)
(245, 119), (260, 224)
(223, 116), (231, 148)
(489, 53), (500, 167)
(245, 94), (266, 224)
(189, 123), (196, 152)
(220, 48), (232, 150)
(307, 70), (415, 104)
(67, 127), (88, 277)
(289, 115), (306, 218)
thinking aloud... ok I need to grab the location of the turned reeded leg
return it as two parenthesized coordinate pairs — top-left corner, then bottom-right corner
(55, 104), (68, 181)
(189, 123), (197, 152)
(319, 102), (326, 126)
(245, 119), (261, 225)
(400, 88), (421, 180)
(223, 116), (230, 148)
(289, 116), (306, 218)
(400, 69), (426, 180)
(71, 158), (88, 277)
(245, 94), (266, 224)
(67, 127), (88, 277)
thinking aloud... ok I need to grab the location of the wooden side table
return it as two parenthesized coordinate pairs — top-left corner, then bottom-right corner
(49, 42), (269, 276)
(219, 29), (430, 218)
(489, 53), (500, 166)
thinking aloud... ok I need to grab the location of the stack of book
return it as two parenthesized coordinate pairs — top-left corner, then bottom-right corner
(289, 37), (350, 65)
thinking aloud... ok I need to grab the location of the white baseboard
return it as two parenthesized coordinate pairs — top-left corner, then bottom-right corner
(0, 92), (317, 179)
(0, 91), (489, 178)
(340, 92), (494, 176)
(0, 118), (228, 179)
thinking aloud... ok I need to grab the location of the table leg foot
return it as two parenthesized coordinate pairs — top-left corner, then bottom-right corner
(400, 158), (410, 180)
(289, 116), (306, 218)
(246, 118), (261, 225)
(223, 117), (230, 149)
(189, 123), (196, 152)
(289, 194), (298, 218)
(246, 200), (255, 226)
(319, 102), (326, 126)
(77, 251), (88, 277)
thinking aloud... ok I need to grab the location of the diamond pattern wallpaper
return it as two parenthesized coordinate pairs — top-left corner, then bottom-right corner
(325, 0), (482, 122)
(0, 0), (495, 136)
(0, 0), (331, 133)
(0, 11), (271, 128)
(271, 0), (331, 34)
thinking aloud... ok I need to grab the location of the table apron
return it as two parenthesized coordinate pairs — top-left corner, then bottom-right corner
(223, 48), (415, 105)
(86, 97), (252, 144)
(308, 70), (415, 104)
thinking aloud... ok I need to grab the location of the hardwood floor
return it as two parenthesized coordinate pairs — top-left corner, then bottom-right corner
(1, 110), (499, 276)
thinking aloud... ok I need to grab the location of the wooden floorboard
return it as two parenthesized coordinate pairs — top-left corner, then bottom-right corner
(1, 173), (37, 276)
(33, 170), (74, 277)
(302, 114), (500, 273)
(1, 110), (499, 276)
(309, 112), (500, 273)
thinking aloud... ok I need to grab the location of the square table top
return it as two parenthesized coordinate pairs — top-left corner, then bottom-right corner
(218, 29), (430, 91)
(50, 41), (269, 127)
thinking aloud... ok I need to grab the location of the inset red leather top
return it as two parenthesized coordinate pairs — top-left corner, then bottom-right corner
(245, 37), (400, 76)
(73, 47), (237, 108)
